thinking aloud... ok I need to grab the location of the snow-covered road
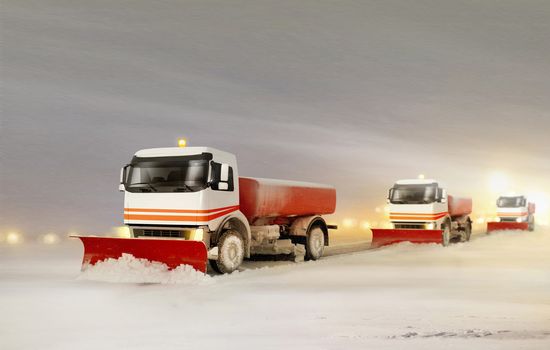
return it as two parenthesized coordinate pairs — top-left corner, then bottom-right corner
(1, 230), (549, 350)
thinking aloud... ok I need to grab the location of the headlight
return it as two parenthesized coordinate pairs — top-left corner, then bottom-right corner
(183, 228), (204, 241)
(516, 217), (523, 223)
(496, 217), (501, 222)
(191, 228), (204, 241)
(425, 222), (436, 230)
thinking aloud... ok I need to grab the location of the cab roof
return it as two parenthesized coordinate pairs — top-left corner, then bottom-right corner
(135, 147), (228, 158)
(395, 179), (438, 185)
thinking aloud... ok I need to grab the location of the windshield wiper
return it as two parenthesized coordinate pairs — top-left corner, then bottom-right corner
(128, 182), (158, 192)
(174, 184), (193, 192)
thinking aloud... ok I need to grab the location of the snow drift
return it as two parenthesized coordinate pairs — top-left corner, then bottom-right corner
(78, 253), (212, 285)
(1, 229), (549, 350)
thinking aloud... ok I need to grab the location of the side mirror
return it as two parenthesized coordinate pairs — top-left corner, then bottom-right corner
(119, 165), (129, 192)
(220, 163), (230, 182)
(387, 188), (394, 204)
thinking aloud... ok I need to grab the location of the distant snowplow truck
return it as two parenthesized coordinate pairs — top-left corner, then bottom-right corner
(486, 195), (535, 233)
(371, 179), (472, 248)
(74, 147), (337, 273)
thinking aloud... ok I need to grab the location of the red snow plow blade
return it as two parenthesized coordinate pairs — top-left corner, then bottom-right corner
(370, 229), (444, 248)
(486, 222), (529, 233)
(72, 236), (208, 273)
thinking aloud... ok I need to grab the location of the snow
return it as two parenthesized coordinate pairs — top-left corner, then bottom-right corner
(1, 230), (550, 349)
(78, 254), (212, 285)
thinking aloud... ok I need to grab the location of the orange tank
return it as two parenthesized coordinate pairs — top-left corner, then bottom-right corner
(239, 177), (336, 225)
(447, 195), (472, 217)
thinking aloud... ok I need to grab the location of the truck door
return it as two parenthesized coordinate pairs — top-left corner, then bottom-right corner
(208, 162), (239, 216)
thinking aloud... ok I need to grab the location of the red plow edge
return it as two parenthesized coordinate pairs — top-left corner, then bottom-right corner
(370, 229), (444, 248)
(72, 236), (208, 273)
(486, 222), (529, 233)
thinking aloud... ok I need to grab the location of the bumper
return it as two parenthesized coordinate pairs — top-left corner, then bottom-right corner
(370, 228), (444, 248)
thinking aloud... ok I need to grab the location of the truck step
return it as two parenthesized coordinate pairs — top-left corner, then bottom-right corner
(251, 239), (305, 262)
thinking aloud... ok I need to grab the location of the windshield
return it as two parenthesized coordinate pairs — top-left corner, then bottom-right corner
(390, 184), (438, 204)
(497, 196), (525, 208)
(125, 155), (210, 193)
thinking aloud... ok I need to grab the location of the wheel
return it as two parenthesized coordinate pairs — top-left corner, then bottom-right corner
(305, 226), (325, 260)
(442, 220), (451, 247)
(212, 230), (244, 274)
(208, 259), (222, 274)
(462, 221), (472, 242)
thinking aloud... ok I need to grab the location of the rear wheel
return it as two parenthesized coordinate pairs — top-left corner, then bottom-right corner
(213, 230), (244, 274)
(462, 221), (472, 242)
(305, 226), (325, 260)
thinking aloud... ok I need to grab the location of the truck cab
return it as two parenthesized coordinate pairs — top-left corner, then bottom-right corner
(121, 147), (246, 237)
(496, 195), (535, 231)
(120, 147), (252, 272)
(388, 179), (448, 230)
(386, 179), (472, 245)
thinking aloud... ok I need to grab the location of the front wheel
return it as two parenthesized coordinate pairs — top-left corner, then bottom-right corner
(442, 220), (451, 247)
(212, 230), (244, 274)
(305, 226), (325, 261)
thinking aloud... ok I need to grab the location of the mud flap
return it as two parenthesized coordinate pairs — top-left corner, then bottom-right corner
(72, 236), (208, 273)
(486, 222), (529, 233)
(370, 229), (444, 248)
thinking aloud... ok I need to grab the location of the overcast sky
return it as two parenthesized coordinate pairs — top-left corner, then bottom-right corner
(2, 0), (550, 235)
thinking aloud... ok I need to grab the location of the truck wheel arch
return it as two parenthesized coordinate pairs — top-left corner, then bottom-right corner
(290, 215), (329, 246)
(213, 213), (251, 258)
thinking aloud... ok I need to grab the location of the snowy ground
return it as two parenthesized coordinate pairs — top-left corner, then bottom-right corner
(1, 230), (550, 350)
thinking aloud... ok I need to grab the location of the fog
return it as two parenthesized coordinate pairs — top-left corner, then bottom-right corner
(2, 1), (550, 235)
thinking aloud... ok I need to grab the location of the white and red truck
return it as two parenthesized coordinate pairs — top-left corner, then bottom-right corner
(74, 146), (337, 273)
(487, 195), (535, 233)
(371, 179), (473, 247)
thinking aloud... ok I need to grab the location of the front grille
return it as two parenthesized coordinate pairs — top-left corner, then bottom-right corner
(500, 218), (518, 222)
(394, 223), (426, 229)
(133, 229), (183, 238)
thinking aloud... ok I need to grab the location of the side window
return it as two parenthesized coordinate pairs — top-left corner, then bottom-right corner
(211, 162), (234, 191)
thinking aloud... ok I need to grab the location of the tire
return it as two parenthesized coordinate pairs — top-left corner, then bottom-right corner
(442, 220), (451, 247)
(213, 230), (244, 274)
(462, 221), (472, 242)
(208, 259), (222, 274)
(305, 226), (325, 261)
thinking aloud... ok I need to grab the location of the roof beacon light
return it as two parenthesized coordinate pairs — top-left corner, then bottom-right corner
(178, 138), (187, 148)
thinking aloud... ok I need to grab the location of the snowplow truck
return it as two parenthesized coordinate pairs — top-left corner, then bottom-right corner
(486, 195), (535, 233)
(74, 147), (337, 273)
(371, 179), (472, 248)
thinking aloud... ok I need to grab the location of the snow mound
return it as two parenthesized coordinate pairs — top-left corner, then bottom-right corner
(78, 254), (213, 285)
